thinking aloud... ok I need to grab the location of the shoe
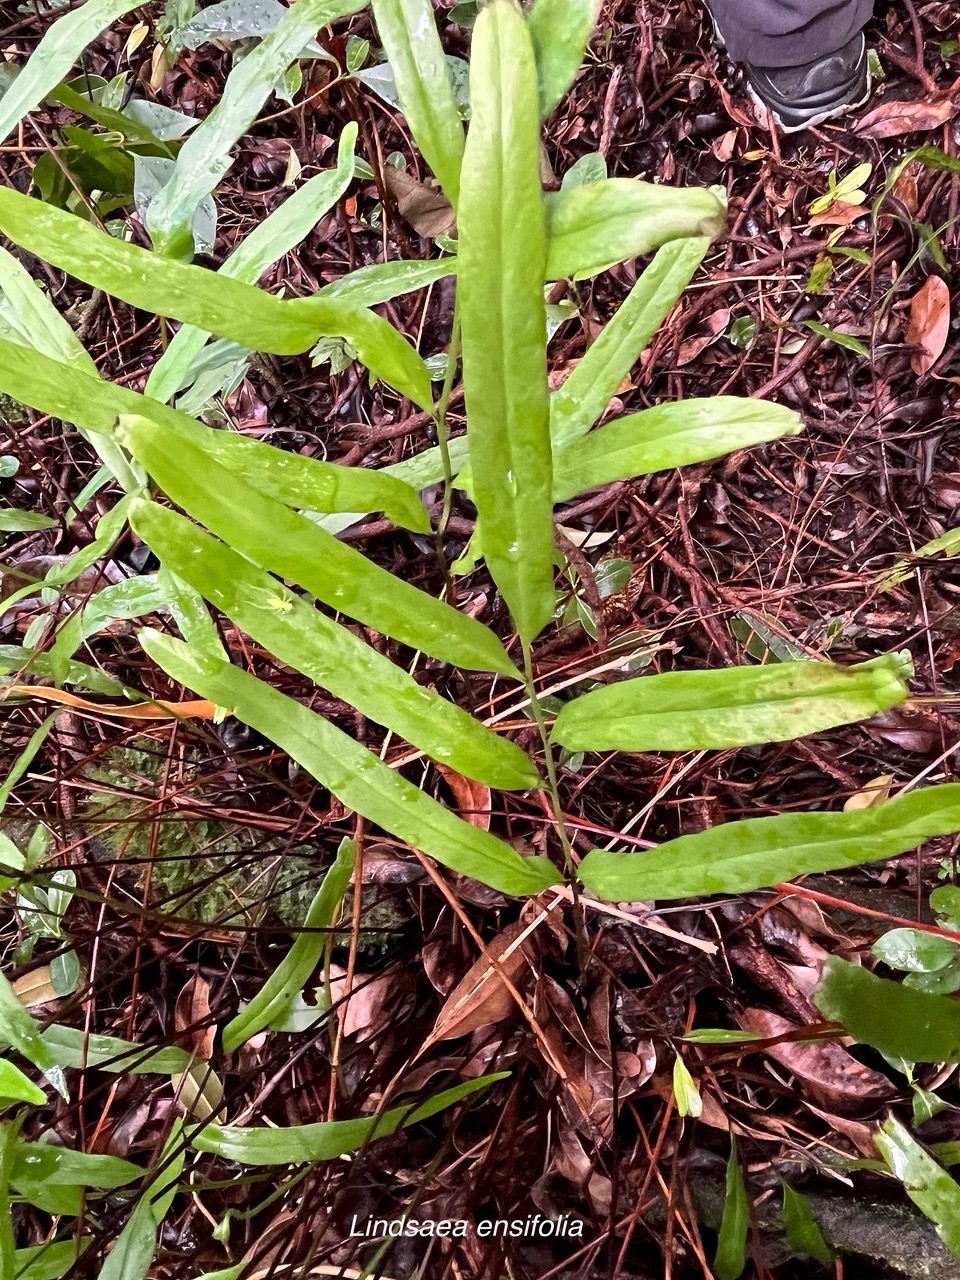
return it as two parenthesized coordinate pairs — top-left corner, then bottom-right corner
(744, 33), (871, 132)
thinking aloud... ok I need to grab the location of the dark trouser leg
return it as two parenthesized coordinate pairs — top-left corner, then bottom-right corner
(707, 0), (874, 66)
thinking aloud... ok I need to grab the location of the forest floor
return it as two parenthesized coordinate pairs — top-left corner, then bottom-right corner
(3, 0), (960, 1277)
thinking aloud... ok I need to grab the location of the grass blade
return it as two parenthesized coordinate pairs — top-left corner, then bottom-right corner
(131, 501), (537, 787)
(459, 0), (554, 645)
(0, 191), (433, 409)
(551, 654), (911, 752)
(0, 0), (141, 142)
(117, 414), (516, 675)
(528, 0), (600, 119)
(578, 784), (960, 902)
(370, 0), (465, 206)
(550, 238), (710, 450)
(145, 0), (365, 259)
(552, 397), (803, 501)
(544, 178), (726, 280)
(814, 957), (960, 1063)
(877, 1118), (960, 1260)
(191, 1074), (507, 1163)
(140, 630), (559, 896)
(146, 123), (358, 403)
(223, 837), (355, 1051)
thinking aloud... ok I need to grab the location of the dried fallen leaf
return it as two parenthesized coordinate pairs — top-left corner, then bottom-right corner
(436, 763), (492, 831)
(738, 1008), (896, 1107)
(427, 920), (532, 1043)
(844, 773), (895, 811)
(175, 973), (215, 1059)
(172, 1061), (224, 1121)
(1, 683), (215, 719)
(383, 167), (456, 238)
(906, 275), (951, 375)
(11, 966), (58, 1008)
(855, 97), (957, 140)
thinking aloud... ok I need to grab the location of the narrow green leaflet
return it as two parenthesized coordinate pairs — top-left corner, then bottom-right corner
(880, 526), (960, 591)
(118, 416), (515, 675)
(140, 631), (559, 896)
(131, 502), (537, 787)
(549, 238), (709, 450)
(11, 1141), (143, 1190)
(222, 837), (355, 1051)
(813, 957), (960, 1063)
(578, 784), (960, 902)
(146, 123), (358, 403)
(0, 0), (141, 141)
(552, 397), (803, 502)
(715, 1138), (749, 1280)
(0, 972), (66, 1099)
(158, 423), (430, 533)
(0, 1060), (44, 1105)
(0, 509), (57, 533)
(12, 1239), (90, 1280)
(458, 0), (555, 644)
(0, 711), (60, 815)
(159, 567), (228, 667)
(672, 1054), (702, 1118)
(0, 191), (433, 410)
(544, 178), (726, 280)
(319, 257), (455, 308)
(528, 0), (600, 119)
(98, 1119), (186, 1280)
(0, 1122), (14, 1280)
(551, 654), (911, 752)
(40, 1025), (190, 1075)
(0, 245), (140, 490)
(781, 1184), (834, 1265)
(145, 0), (365, 259)
(191, 1074), (508, 1164)
(876, 1118), (960, 1260)
(370, 0), (465, 207)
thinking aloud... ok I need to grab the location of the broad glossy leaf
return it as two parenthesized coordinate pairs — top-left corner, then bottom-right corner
(458, 0), (554, 644)
(223, 838), (354, 1051)
(0, 972), (66, 1098)
(551, 653), (911, 752)
(528, 0), (599, 119)
(873, 928), (959, 974)
(147, 124), (358, 403)
(814, 956), (960, 1063)
(579, 783), (960, 902)
(550, 238), (709, 450)
(876, 1117), (960, 1260)
(145, 0), (365, 259)
(0, 190), (433, 410)
(0, 1059), (44, 1104)
(140, 632), (559, 896)
(782, 1184), (833, 1265)
(715, 1139), (748, 1280)
(0, 0), (141, 142)
(118, 416), (515, 675)
(370, 0), (465, 206)
(553, 397), (802, 502)
(131, 502), (536, 787)
(191, 1073), (507, 1163)
(544, 178), (726, 280)
(40, 1025), (190, 1075)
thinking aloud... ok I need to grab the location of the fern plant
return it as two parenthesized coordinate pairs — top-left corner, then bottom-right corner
(1, 0), (959, 913)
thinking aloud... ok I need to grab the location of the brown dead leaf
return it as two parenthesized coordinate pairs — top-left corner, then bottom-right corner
(855, 97), (957, 140)
(738, 1008), (896, 1108)
(435, 763), (492, 831)
(383, 167), (456, 238)
(175, 973), (215, 1059)
(843, 773), (895, 811)
(675, 308), (731, 366)
(808, 200), (865, 229)
(906, 275), (951, 375)
(428, 920), (532, 1043)
(11, 966), (59, 1008)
